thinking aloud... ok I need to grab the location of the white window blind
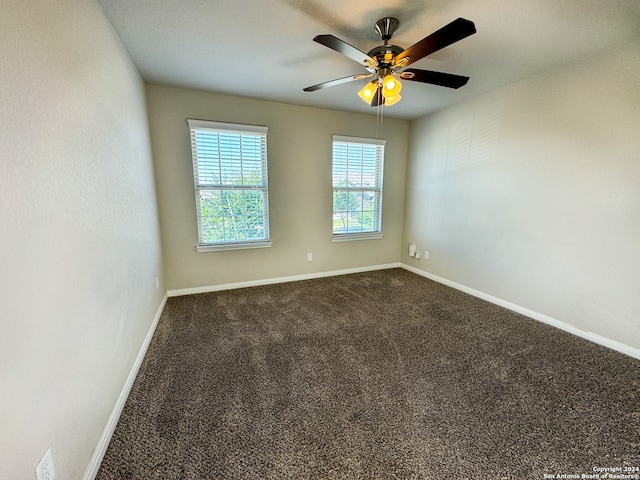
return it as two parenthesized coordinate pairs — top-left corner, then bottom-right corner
(187, 119), (271, 251)
(332, 135), (385, 240)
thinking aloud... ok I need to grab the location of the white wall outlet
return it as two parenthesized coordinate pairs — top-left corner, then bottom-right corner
(415, 252), (421, 260)
(36, 448), (55, 480)
(307, 253), (313, 261)
(155, 276), (159, 291)
(424, 251), (430, 260)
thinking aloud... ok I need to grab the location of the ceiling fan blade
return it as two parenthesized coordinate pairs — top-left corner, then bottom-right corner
(400, 68), (470, 89)
(313, 34), (378, 68)
(303, 73), (374, 92)
(394, 18), (476, 68)
(370, 85), (385, 107)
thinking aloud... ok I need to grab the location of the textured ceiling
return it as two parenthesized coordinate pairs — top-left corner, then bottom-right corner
(96, 0), (640, 119)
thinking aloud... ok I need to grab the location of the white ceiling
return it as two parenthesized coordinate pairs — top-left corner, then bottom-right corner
(96, 0), (640, 120)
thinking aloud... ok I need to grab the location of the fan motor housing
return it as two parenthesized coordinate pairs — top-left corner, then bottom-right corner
(366, 44), (404, 72)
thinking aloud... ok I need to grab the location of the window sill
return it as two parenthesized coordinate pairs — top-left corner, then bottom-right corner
(331, 232), (384, 242)
(196, 241), (272, 252)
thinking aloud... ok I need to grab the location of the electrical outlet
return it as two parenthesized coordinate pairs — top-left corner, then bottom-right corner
(307, 253), (313, 261)
(415, 252), (421, 260)
(155, 276), (159, 291)
(424, 251), (430, 260)
(36, 448), (55, 480)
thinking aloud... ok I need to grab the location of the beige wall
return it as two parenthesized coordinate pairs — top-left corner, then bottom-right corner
(0, 1), (164, 478)
(403, 41), (640, 351)
(147, 85), (409, 291)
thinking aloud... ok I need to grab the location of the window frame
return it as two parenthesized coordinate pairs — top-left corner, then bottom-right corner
(187, 119), (272, 252)
(331, 135), (386, 242)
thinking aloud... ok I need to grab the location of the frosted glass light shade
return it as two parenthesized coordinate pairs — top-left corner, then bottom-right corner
(382, 75), (401, 98)
(358, 81), (377, 103)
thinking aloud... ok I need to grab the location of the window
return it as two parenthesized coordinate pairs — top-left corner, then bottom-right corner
(332, 135), (385, 241)
(187, 119), (271, 251)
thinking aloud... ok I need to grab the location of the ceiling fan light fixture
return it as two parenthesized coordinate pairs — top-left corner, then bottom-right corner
(358, 81), (377, 103)
(382, 75), (401, 99)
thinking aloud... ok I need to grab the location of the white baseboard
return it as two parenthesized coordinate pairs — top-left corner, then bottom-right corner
(167, 263), (402, 297)
(83, 293), (168, 480)
(401, 264), (640, 361)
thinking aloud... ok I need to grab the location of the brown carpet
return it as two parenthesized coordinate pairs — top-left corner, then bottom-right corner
(97, 268), (640, 479)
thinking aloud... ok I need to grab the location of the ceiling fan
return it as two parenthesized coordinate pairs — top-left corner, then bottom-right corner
(303, 17), (476, 107)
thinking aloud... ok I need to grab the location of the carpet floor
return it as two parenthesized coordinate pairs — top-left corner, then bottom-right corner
(97, 268), (640, 479)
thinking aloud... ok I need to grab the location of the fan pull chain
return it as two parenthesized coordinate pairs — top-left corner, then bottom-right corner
(376, 98), (384, 138)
